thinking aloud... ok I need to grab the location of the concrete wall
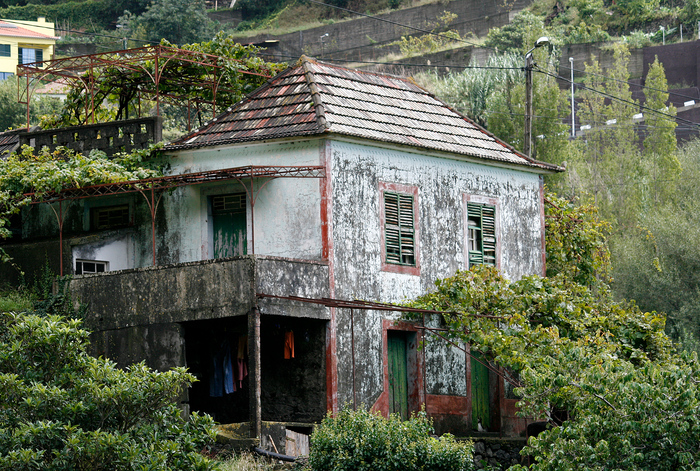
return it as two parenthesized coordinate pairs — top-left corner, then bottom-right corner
(19, 117), (162, 157)
(328, 139), (544, 433)
(164, 139), (324, 264)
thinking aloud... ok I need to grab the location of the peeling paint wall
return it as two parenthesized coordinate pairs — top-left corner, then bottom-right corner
(161, 140), (324, 264)
(329, 140), (544, 431)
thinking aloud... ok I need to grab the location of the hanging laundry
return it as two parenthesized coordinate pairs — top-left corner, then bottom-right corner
(238, 335), (248, 360)
(284, 331), (295, 359)
(223, 339), (235, 395)
(210, 338), (236, 397)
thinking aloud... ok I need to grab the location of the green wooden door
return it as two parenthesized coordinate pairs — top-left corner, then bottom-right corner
(471, 351), (490, 430)
(212, 193), (247, 258)
(388, 332), (408, 420)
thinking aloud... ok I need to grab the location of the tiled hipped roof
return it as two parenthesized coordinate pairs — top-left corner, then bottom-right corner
(168, 57), (561, 172)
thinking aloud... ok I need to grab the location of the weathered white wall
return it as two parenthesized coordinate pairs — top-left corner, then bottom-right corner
(162, 139), (324, 264)
(329, 139), (545, 408)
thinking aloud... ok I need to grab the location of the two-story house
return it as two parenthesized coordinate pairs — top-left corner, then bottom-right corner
(0, 17), (56, 79)
(8, 57), (561, 451)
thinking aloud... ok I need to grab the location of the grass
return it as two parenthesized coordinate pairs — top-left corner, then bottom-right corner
(215, 452), (278, 471)
(227, 0), (453, 40)
(0, 287), (34, 313)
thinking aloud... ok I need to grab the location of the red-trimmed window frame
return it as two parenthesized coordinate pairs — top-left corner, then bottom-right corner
(379, 182), (420, 276)
(463, 194), (500, 270)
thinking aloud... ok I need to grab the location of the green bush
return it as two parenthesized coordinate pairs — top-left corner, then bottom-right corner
(0, 311), (217, 470)
(307, 408), (474, 471)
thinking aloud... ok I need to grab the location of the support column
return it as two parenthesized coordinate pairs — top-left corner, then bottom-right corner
(249, 305), (262, 440)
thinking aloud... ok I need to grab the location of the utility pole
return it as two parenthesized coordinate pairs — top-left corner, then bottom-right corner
(524, 36), (549, 157)
(570, 57), (575, 138)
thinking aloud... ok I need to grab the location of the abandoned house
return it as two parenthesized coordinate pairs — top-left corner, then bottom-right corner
(5, 56), (562, 452)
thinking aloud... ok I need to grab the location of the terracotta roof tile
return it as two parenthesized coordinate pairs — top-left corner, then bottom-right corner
(167, 57), (561, 172)
(0, 21), (57, 40)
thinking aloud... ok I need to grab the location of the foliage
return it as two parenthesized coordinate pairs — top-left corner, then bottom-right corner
(642, 56), (680, 205)
(0, 144), (164, 239)
(307, 408), (474, 471)
(119, 0), (215, 45)
(422, 52), (521, 128)
(544, 193), (611, 288)
(404, 264), (700, 470)
(0, 0), (148, 30)
(389, 11), (463, 57)
(611, 139), (700, 353)
(0, 309), (217, 470)
(41, 32), (286, 129)
(0, 76), (63, 132)
(484, 11), (546, 53)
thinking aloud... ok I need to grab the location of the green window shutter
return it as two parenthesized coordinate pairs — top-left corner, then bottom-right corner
(384, 191), (415, 266)
(467, 202), (496, 267)
(36, 48), (43, 63)
(17, 48), (22, 64)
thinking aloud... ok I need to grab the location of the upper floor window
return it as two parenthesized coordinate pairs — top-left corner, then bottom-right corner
(0, 44), (10, 57)
(18, 47), (42, 65)
(384, 192), (415, 266)
(466, 201), (497, 267)
(91, 204), (130, 231)
(380, 182), (419, 275)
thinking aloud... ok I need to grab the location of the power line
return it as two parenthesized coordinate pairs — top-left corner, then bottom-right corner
(538, 68), (700, 129)
(304, 0), (492, 51)
(560, 64), (700, 103)
(258, 51), (520, 70)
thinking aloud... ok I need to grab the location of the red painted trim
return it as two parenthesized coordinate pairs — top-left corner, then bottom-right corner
(539, 176), (546, 276)
(379, 182), (420, 276)
(372, 319), (424, 417)
(321, 140), (338, 414)
(463, 194), (500, 270)
(425, 394), (469, 415)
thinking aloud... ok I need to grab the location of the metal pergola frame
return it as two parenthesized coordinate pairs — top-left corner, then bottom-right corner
(24, 165), (326, 275)
(16, 45), (271, 129)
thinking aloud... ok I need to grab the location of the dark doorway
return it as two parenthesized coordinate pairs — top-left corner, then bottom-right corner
(184, 317), (249, 424)
(261, 315), (327, 423)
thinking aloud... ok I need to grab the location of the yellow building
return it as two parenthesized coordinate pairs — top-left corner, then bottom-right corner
(0, 17), (57, 79)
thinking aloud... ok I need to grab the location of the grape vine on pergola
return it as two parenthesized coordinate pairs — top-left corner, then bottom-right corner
(16, 44), (271, 130)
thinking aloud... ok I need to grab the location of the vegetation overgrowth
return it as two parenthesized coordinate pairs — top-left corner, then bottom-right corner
(305, 408), (474, 471)
(402, 192), (700, 470)
(0, 283), (218, 470)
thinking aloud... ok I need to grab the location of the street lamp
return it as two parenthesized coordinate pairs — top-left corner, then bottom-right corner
(524, 36), (550, 157)
(320, 33), (329, 58)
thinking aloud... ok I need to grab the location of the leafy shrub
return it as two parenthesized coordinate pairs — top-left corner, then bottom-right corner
(307, 408), (474, 471)
(0, 311), (217, 470)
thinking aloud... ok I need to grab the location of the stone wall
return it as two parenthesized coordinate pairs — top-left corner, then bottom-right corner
(242, 0), (531, 62)
(472, 438), (526, 470)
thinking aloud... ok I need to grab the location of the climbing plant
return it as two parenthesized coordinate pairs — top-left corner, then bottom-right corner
(0, 143), (164, 238)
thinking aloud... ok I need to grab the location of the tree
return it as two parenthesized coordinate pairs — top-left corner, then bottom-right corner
(642, 56), (680, 205)
(0, 76), (63, 132)
(41, 32), (286, 131)
(120, 0), (215, 45)
(0, 307), (217, 470)
(405, 265), (699, 469)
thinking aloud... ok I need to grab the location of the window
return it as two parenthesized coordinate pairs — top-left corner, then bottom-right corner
(466, 201), (496, 267)
(18, 47), (42, 65)
(75, 259), (108, 275)
(384, 191), (415, 266)
(0, 72), (13, 81)
(0, 44), (10, 57)
(90, 205), (130, 230)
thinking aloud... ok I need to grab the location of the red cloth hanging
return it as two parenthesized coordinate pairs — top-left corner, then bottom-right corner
(284, 331), (295, 359)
